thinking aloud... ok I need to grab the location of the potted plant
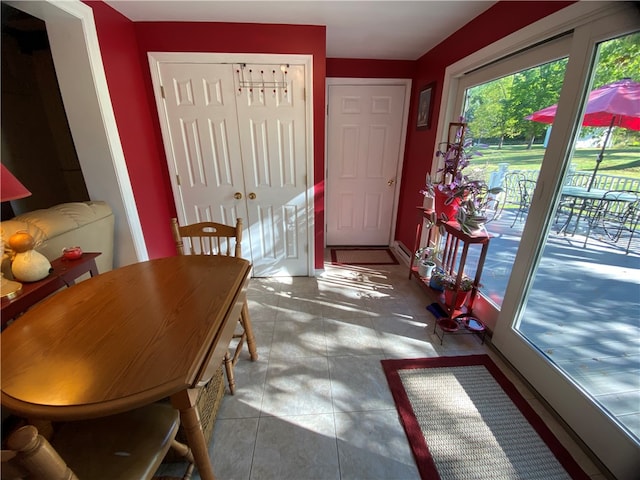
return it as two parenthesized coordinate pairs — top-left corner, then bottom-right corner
(420, 121), (502, 234)
(451, 180), (503, 235)
(431, 270), (476, 309)
(414, 245), (438, 278)
(420, 122), (473, 222)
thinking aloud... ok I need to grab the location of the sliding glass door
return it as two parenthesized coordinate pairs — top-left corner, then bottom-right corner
(495, 27), (640, 479)
(445, 4), (639, 478)
(508, 30), (639, 441)
(458, 50), (569, 310)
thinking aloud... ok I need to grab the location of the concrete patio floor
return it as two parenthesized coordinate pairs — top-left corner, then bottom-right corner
(467, 208), (640, 442)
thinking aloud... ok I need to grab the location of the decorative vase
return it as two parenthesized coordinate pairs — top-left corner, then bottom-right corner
(12, 250), (52, 282)
(8, 231), (52, 282)
(423, 261), (436, 278)
(418, 260), (436, 278)
(444, 289), (469, 309)
(429, 271), (444, 291)
(422, 195), (434, 210)
(434, 188), (460, 221)
(417, 261), (427, 277)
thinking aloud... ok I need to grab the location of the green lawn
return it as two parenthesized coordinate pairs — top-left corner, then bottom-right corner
(469, 145), (640, 180)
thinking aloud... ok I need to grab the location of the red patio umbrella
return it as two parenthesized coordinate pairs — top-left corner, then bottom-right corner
(526, 78), (640, 190)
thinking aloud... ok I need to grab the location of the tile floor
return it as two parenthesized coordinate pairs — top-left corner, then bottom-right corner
(158, 253), (609, 480)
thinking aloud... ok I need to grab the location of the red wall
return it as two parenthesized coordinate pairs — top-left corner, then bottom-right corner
(88, 0), (573, 268)
(87, 1), (177, 259)
(133, 22), (327, 266)
(88, 2), (327, 266)
(326, 58), (415, 78)
(395, 1), (575, 250)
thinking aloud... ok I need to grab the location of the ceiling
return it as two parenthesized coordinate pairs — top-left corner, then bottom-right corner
(103, 0), (496, 60)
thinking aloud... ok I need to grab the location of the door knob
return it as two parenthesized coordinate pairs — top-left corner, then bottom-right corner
(388, 179), (396, 186)
(248, 193), (257, 200)
(234, 192), (243, 199)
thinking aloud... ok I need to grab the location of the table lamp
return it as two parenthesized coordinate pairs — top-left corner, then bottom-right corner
(1, 164), (32, 299)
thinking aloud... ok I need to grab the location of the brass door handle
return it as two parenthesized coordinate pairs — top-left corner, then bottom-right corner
(388, 179), (396, 186)
(234, 192), (243, 199)
(248, 193), (257, 200)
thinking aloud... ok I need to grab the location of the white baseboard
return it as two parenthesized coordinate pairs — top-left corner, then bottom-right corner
(392, 241), (412, 267)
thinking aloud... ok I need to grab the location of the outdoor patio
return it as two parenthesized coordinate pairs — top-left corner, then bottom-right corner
(467, 206), (640, 442)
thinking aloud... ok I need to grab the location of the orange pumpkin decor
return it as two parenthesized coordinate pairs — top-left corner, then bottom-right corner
(8, 231), (35, 253)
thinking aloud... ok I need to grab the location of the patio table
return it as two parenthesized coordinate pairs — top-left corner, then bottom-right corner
(557, 186), (637, 235)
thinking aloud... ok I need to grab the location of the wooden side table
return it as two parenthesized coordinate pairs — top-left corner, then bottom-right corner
(409, 208), (491, 344)
(410, 208), (490, 312)
(1, 252), (101, 329)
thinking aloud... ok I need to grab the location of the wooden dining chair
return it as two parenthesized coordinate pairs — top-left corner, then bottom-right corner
(170, 217), (258, 394)
(1, 403), (194, 480)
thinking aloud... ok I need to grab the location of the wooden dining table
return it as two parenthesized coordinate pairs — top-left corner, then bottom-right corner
(1, 254), (252, 480)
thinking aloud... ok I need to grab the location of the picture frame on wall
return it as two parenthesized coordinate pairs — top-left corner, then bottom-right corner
(416, 83), (435, 129)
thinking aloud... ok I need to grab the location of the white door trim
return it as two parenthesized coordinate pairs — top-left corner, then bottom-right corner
(325, 77), (412, 247)
(7, 0), (147, 267)
(149, 52), (315, 276)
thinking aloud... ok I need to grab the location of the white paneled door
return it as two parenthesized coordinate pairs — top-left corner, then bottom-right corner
(153, 58), (310, 277)
(326, 84), (407, 245)
(233, 64), (308, 277)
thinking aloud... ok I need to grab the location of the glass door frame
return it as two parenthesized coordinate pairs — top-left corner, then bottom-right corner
(434, 3), (640, 478)
(454, 33), (571, 322)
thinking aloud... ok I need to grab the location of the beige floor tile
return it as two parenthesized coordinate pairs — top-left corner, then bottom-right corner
(158, 255), (610, 480)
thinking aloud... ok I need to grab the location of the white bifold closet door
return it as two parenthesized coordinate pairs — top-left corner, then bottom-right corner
(155, 60), (309, 277)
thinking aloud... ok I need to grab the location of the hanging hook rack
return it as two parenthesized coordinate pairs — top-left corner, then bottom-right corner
(236, 64), (289, 91)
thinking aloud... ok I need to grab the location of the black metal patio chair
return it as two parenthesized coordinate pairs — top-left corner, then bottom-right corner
(582, 190), (640, 253)
(511, 178), (536, 227)
(496, 172), (522, 224)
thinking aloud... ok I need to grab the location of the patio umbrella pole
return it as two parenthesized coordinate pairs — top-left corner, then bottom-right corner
(587, 116), (616, 191)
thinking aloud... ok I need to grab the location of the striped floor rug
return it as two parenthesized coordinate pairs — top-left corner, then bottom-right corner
(330, 248), (398, 265)
(381, 355), (589, 480)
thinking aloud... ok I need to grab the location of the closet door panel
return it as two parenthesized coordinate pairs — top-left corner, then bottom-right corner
(155, 58), (310, 277)
(234, 64), (308, 276)
(159, 63), (247, 228)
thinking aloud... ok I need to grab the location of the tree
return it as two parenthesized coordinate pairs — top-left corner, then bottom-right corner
(465, 78), (513, 146)
(509, 59), (567, 148)
(465, 59), (567, 148)
(592, 32), (640, 88)
(590, 32), (640, 146)
(462, 31), (639, 148)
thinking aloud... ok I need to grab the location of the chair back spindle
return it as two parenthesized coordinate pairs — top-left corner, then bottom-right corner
(171, 218), (242, 257)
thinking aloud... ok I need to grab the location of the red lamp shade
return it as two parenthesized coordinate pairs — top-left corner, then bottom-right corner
(1, 164), (31, 202)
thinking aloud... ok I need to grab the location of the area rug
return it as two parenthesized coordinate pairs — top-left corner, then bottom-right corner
(381, 355), (590, 480)
(330, 248), (398, 265)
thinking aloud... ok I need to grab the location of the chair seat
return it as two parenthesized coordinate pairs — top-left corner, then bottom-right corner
(52, 403), (180, 480)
